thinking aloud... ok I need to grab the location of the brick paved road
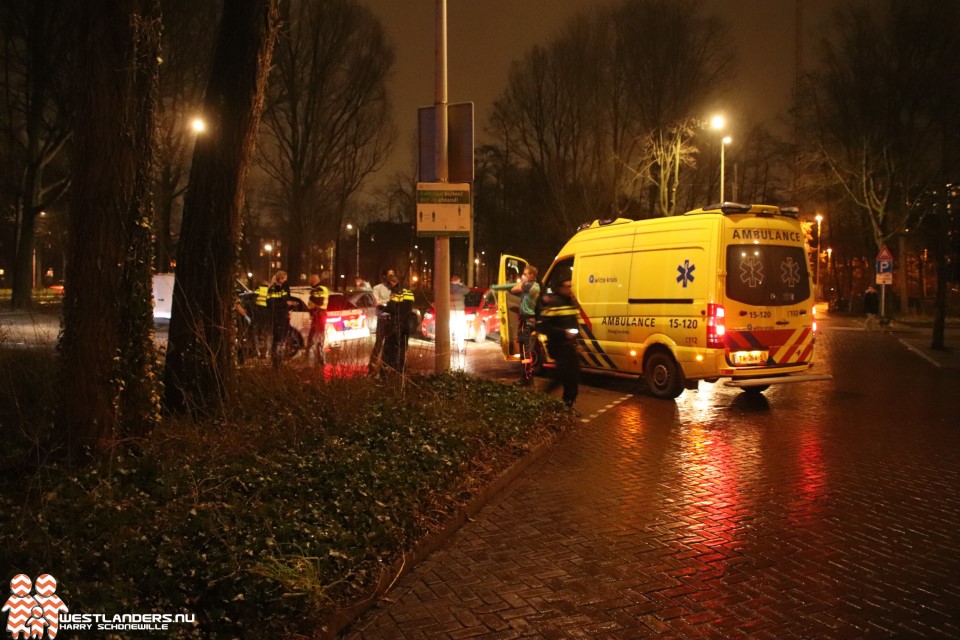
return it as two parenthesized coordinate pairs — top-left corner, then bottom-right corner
(345, 322), (960, 638)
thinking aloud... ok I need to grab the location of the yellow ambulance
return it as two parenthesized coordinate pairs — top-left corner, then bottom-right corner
(497, 203), (831, 399)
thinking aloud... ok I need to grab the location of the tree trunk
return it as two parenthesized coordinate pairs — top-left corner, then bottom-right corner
(11, 201), (37, 309)
(164, 0), (279, 415)
(59, 0), (161, 460)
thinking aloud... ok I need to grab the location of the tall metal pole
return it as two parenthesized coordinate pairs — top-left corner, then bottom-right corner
(434, 0), (451, 372)
(815, 215), (822, 301)
(720, 142), (726, 202)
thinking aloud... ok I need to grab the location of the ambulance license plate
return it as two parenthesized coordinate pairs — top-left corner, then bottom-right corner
(733, 350), (767, 366)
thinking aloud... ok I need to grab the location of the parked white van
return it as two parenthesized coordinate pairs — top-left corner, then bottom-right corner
(498, 203), (831, 399)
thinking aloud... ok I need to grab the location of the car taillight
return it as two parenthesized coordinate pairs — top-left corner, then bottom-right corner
(707, 303), (725, 349)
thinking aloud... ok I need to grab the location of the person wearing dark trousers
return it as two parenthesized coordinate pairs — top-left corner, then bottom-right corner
(863, 286), (880, 332)
(538, 279), (581, 408)
(368, 268), (396, 375)
(378, 275), (415, 377)
(266, 270), (295, 368)
(306, 274), (329, 365)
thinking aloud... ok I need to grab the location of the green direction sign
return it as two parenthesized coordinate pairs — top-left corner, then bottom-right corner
(416, 182), (471, 237)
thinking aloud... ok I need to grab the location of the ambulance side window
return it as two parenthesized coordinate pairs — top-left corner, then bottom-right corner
(544, 259), (574, 294)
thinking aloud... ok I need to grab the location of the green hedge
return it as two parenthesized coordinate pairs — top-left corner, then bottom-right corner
(0, 366), (573, 637)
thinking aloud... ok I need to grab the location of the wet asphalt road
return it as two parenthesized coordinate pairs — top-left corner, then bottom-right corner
(344, 320), (960, 638)
(4, 309), (960, 637)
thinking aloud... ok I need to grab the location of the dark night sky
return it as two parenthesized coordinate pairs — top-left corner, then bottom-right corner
(358, 0), (846, 192)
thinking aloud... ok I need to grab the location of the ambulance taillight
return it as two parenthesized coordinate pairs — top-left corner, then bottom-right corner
(707, 303), (726, 349)
(812, 304), (818, 332)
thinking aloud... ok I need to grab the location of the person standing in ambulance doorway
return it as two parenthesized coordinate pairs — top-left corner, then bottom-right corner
(492, 264), (540, 385)
(538, 279), (580, 408)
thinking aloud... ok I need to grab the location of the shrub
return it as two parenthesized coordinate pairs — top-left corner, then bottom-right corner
(0, 360), (573, 637)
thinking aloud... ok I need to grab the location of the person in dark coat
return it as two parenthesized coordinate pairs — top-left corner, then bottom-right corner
(266, 270), (295, 367)
(863, 286), (880, 332)
(538, 279), (580, 408)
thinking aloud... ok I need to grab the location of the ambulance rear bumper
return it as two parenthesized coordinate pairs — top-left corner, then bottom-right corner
(723, 373), (833, 388)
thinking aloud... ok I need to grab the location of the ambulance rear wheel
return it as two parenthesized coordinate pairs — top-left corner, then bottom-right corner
(644, 351), (684, 399)
(742, 384), (770, 394)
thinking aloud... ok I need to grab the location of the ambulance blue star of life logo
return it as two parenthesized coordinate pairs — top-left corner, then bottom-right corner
(676, 260), (695, 288)
(780, 257), (801, 287)
(2, 574), (68, 640)
(740, 256), (765, 288)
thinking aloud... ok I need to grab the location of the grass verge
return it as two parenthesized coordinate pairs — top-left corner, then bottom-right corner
(0, 351), (574, 637)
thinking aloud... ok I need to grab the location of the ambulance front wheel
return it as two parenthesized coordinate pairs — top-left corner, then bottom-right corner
(643, 351), (684, 399)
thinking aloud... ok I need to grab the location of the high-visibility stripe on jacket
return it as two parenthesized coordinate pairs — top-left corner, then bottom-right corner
(309, 284), (329, 310)
(255, 285), (268, 307)
(389, 288), (415, 303)
(539, 303), (578, 318)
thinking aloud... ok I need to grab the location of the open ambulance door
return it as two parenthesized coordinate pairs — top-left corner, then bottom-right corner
(496, 254), (528, 360)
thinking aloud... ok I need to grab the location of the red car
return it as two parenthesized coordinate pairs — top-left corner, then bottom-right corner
(421, 289), (500, 342)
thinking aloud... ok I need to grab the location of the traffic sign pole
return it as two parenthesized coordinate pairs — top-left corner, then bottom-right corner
(875, 246), (894, 322)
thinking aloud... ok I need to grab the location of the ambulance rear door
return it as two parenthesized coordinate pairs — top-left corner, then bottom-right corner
(496, 254), (528, 360)
(722, 215), (815, 370)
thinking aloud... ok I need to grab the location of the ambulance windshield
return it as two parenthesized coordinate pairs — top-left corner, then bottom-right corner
(725, 245), (811, 306)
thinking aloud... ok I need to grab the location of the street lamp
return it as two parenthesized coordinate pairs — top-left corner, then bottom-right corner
(191, 116), (206, 134)
(814, 214), (823, 299)
(826, 247), (833, 301)
(710, 115), (731, 202)
(346, 223), (360, 279)
(263, 243), (273, 280)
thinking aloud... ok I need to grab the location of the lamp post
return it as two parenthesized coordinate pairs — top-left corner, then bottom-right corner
(814, 214), (823, 299)
(710, 115), (732, 202)
(720, 136), (731, 201)
(346, 223), (360, 279)
(263, 243), (273, 280)
(826, 247), (833, 301)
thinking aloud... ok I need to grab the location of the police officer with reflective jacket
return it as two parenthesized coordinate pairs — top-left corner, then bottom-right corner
(266, 270), (295, 368)
(253, 280), (271, 357)
(538, 278), (580, 408)
(379, 275), (416, 377)
(306, 274), (329, 364)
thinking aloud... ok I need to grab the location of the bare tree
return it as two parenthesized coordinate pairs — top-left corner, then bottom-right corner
(799, 0), (959, 347)
(0, 0), (72, 309)
(614, 0), (733, 215)
(258, 0), (394, 282)
(151, 0), (220, 272)
(489, 0), (733, 244)
(164, 0), (280, 415)
(59, 0), (161, 458)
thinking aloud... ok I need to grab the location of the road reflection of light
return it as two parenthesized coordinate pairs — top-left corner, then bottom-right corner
(673, 385), (756, 578)
(790, 423), (827, 525)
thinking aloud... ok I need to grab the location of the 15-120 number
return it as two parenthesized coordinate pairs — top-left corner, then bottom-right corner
(669, 318), (698, 329)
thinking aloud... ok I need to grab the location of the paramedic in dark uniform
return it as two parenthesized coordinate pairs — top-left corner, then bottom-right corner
(538, 278), (580, 408)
